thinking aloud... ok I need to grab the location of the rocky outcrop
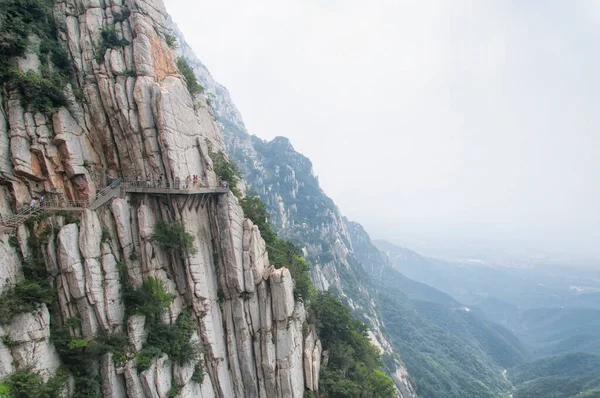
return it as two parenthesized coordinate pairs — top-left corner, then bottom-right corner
(0, 0), (319, 396)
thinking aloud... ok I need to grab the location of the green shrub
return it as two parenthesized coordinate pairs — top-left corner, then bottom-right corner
(95, 26), (129, 63)
(0, 255), (53, 324)
(206, 140), (241, 197)
(191, 362), (205, 384)
(0, 0), (73, 113)
(136, 345), (162, 372)
(51, 324), (130, 397)
(167, 381), (181, 398)
(138, 309), (201, 372)
(0, 0), (54, 70)
(112, 7), (131, 23)
(0, 367), (68, 398)
(314, 292), (395, 398)
(122, 277), (174, 322)
(152, 221), (197, 256)
(100, 26), (129, 48)
(10, 70), (70, 113)
(165, 33), (177, 49)
(176, 57), (202, 96)
(38, 225), (53, 244)
(68, 338), (87, 349)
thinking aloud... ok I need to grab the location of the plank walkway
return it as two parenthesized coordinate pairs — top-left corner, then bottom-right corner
(1, 178), (229, 232)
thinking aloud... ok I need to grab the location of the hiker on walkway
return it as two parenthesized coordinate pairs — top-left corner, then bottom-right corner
(146, 175), (151, 187)
(136, 175), (141, 186)
(29, 199), (36, 211)
(186, 175), (191, 189)
(158, 174), (164, 187)
(40, 196), (45, 207)
(175, 176), (181, 189)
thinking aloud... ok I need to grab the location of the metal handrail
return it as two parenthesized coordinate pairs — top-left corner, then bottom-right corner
(122, 178), (228, 190)
(0, 176), (229, 229)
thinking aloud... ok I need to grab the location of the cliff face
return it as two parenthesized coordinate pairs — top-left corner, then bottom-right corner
(170, 23), (417, 398)
(0, 0), (319, 397)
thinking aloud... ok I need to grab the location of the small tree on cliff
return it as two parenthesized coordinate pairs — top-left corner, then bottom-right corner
(152, 221), (197, 256)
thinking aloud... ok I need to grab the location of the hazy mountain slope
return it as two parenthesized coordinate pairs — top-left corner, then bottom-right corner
(515, 308), (600, 357)
(349, 220), (529, 397)
(170, 20), (534, 398)
(508, 353), (600, 398)
(375, 240), (600, 312)
(377, 239), (600, 359)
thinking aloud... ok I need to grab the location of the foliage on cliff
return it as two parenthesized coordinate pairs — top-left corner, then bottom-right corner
(152, 220), (198, 255)
(205, 140), (242, 197)
(313, 292), (396, 398)
(0, 255), (54, 324)
(177, 57), (203, 96)
(240, 195), (314, 301)
(0, 0), (72, 112)
(0, 367), (68, 398)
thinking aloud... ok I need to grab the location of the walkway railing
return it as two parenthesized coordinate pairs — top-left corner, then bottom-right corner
(121, 178), (229, 194)
(1, 177), (230, 231)
(0, 208), (44, 230)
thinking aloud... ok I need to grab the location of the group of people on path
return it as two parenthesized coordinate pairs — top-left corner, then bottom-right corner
(134, 173), (208, 189)
(28, 196), (45, 211)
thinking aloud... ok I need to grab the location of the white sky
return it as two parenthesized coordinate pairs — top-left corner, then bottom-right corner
(165, 0), (600, 263)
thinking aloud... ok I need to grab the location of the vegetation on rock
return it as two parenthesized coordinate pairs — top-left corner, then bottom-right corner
(0, 240), (54, 324)
(152, 220), (198, 256)
(314, 292), (396, 397)
(0, 367), (68, 398)
(51, 323), (130, 397)
(177, 57), (203, 96)
(0, 0), (72, 112)
(119, 275), (202, 373)
(138, 309), (202, 371)
(206, 139), (242, 197)
(94, 25), (129, 63)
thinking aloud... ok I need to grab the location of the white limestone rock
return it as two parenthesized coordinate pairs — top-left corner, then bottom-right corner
(58, 224), (85, 299)
(303, 326), (321, 392)
(128, 315), (147, 352)
(2, 304), (61, 375)
(270, 268), (295, 322)
(102, 243), (125, 329)
(101, 353), (127, 398)
(0, 234), (22, 292)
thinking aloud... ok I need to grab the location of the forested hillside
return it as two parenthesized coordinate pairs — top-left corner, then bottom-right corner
(509, 353), (600, 398)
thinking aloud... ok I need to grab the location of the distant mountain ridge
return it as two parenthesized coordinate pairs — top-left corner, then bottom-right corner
(378, 239), (600, 361)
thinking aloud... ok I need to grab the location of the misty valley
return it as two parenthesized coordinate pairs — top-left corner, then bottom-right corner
(376, 240), (600, 397)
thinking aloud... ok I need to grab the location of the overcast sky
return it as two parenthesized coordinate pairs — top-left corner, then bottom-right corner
(165, 0), (600, 263)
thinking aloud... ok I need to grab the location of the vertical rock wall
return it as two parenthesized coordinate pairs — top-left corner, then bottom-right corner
(0, 0), (320, 396)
